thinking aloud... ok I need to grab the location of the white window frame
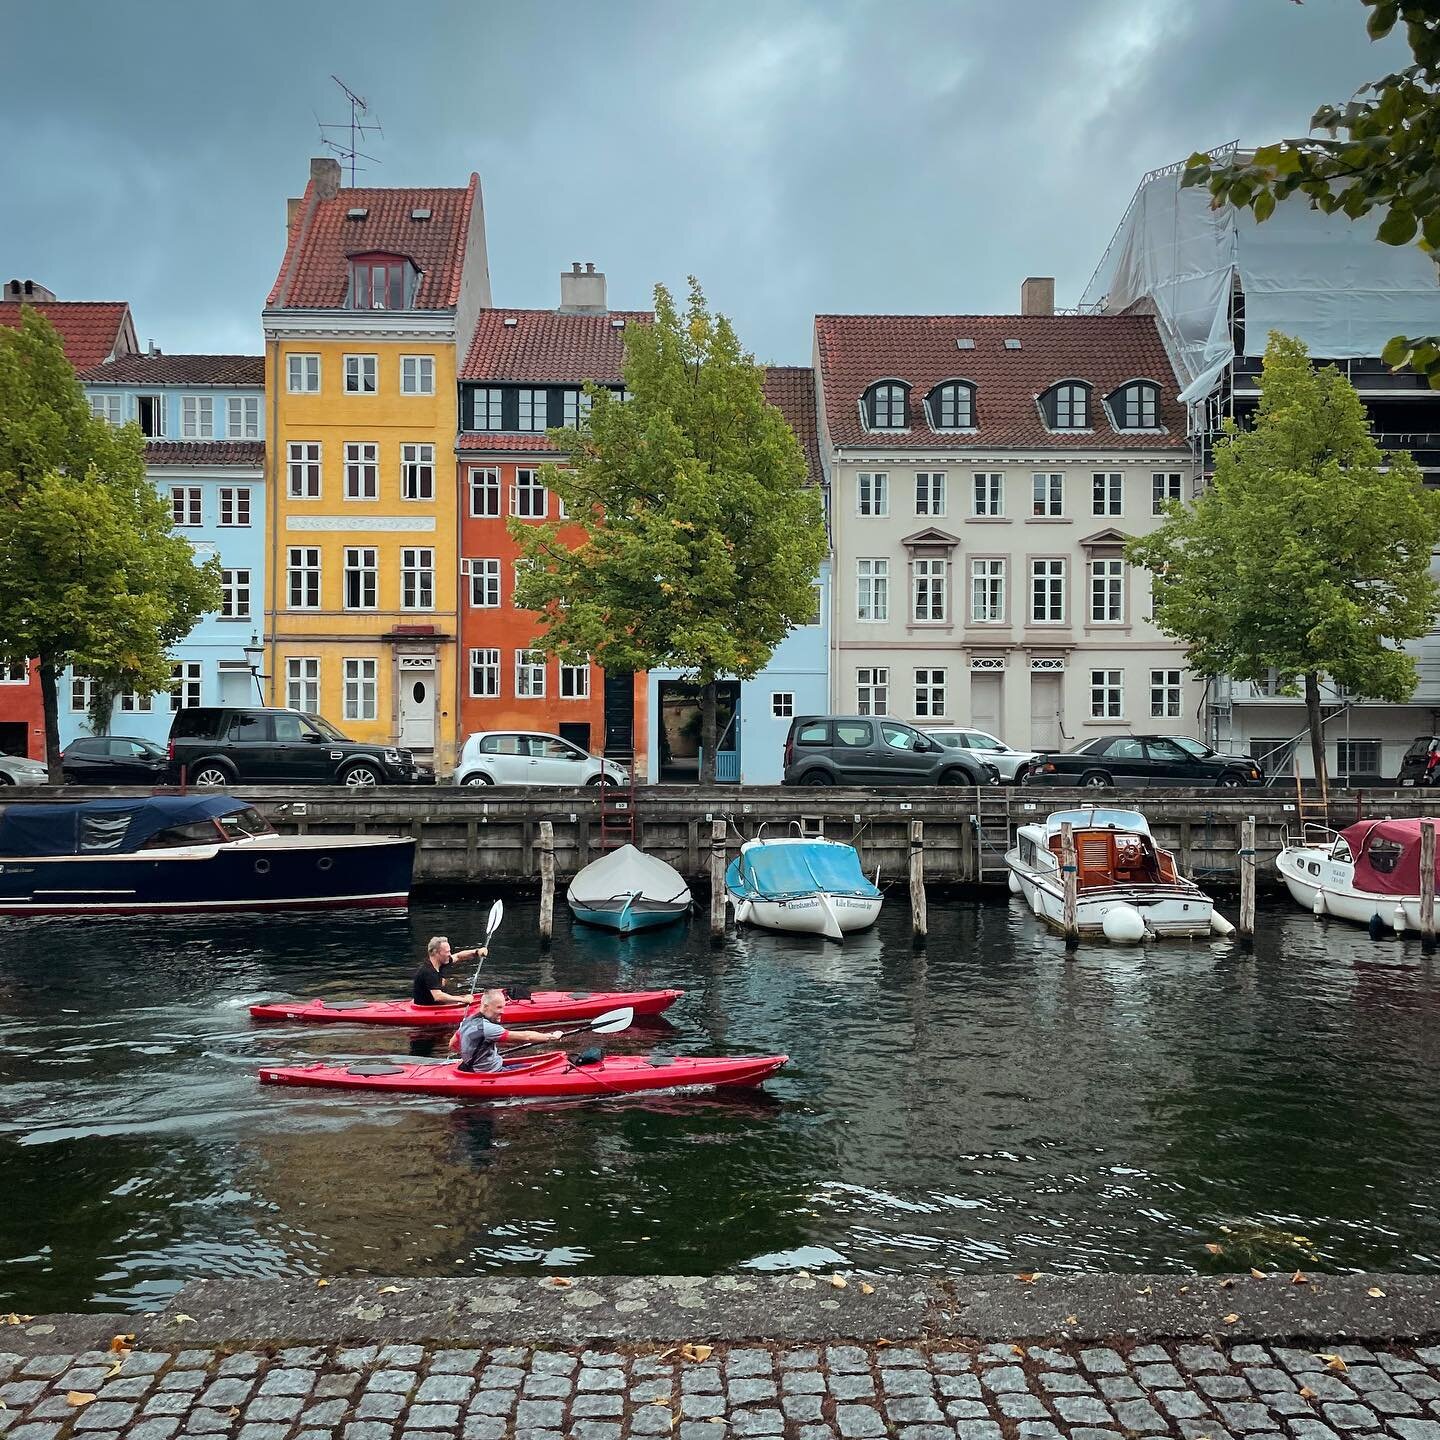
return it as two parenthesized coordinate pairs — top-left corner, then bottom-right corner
(912, 557), (947, 623)
(771, 691), (794, 718)
(1336, 738), (1384, 781)
(1031, 558), (1066, 623)
(221, 567), (252, 620)
(1090, 558), (1125, 623)
(856, 558), (889, 623)
(400, 355), (435, 395)
(89, 393), (124, 426)
(1092, 472), (1123, 517)
(468, 558), (501, 608)
(515, 648), (546, 698)
(288, 442), (321, 499)
(344, 353), (378, 395)
(973, 472), (1003, 517)
(1032, 472), (1063, 516)
(511, 468), (548, 519)
(0, 660), (27, 683)
(218, 486), (252, 527)
(1053, 384), (1089, 429)
(857, 471), (889, 517)
(1150, 668), (1182, 718)
(227, 395), (260, 439)
(401, 442), (434, 501)
(970, 558), (1005, 623)
(517, 389), (549, 432)
(287, 353), (321, 394)
(560, 662), (590, 699)
(344, 442), (379, 501)
(343, 658), (378, 721)
(1152, 471), (1183, 514)
(136, 394), (165, 438)
(856, 667), (889, 716)
(343, 547), (378, 611)
(915, 471), (946, 517)
(469, 648), (501, 699)
(287, 547), (321, 610)
(914, 667), (946, 720)
(401, 547), (435, 611)
(560, 390), (593, 429)
(473, 388), (503, 430)
(170, 661), (202, 711)
(1090, 668), (1124, 719)
(70, 675), (92, 713)
(181, 395), (214, 439)
(170, 486), (202, 527)
(287, 657), (320, 712)
(469, 467), (501, 517)
(118, 687), (154, 714)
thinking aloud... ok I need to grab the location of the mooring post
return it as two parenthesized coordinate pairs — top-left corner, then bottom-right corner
(538, 819), (555, 947)
(910, 819), (927, 941)
(1060, 820), (1079, 951)
(1421, 819), (1436, 951)
(1238, 815), (1256, 945)
(710, 818), (727, 941)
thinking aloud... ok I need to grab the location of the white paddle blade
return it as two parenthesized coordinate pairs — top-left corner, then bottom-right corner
(589, 1006), (635, 1034)
(485, 898), (504, 938)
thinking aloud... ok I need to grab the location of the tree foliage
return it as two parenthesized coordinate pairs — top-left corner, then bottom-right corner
(0, 308), (221, 775)
(1126, 332), (1440, 784)
(510, 278), (828, 780)
(1183, 1), (1440, 383)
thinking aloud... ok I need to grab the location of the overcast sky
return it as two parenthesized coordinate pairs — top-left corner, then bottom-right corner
(0, 0), (1406, 365)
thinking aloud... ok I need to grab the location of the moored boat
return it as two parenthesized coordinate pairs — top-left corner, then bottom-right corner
(259, 1049), (788, 1098)
(249, 987), (684, 1026)
(724, 836), (882, 941)
(1277, 817), (1440, 932)
(1004, 807), (1229, 941)
(0, 796), (413, 915)
(565, 844), (692, 933)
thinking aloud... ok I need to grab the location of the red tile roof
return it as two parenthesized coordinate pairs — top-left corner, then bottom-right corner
(145, 441), (266, 468)
(0, 301), (135, 370)
(814, 313), (1186, 450)
(460, 309), (652, 383)
(456, 433), (565, 456)
(763, 366), (824, 488)
(268, 176), (478, 310)
(82, 354), (263, 387)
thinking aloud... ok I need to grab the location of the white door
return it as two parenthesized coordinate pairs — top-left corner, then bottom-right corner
(970, 674), (1002, 735)
(1030, 673), (1062, 749)
(398, 666), (436, 750)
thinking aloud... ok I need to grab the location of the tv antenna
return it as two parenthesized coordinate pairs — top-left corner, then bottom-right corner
(317, 75), (383, 186)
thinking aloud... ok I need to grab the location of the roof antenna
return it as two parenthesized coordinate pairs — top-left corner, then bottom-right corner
(317, 75), (383, 186)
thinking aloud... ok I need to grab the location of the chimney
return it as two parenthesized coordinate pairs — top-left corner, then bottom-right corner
(1021, 276), (1055, 316)
(310, 156), (342, 201)
(559, 260), (607, 314)
(6, 279), (56, 303)
(286, 195), (302, 231)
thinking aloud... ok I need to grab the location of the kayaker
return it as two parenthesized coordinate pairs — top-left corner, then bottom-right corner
(456, 989), (563, 1073)
(412, 936), (485, 1007)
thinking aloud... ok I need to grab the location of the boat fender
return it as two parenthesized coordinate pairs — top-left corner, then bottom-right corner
(570, 1047), (604, 1067)
(1368, 912), (1386, 941)
(1210, 911), (1236, 937)
(1008, 869), (1022, 896)
(1312, 889), (1327, 917)
(1393, 904), (1407, 935)
(1101, 905), (1147, 945)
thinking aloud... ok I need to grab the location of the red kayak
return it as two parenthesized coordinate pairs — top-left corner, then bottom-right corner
(259, 1050), (787, 1099)
(248, 988), (683, 1028)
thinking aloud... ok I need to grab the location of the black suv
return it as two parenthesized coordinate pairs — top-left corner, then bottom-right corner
(167, 707), (425, 788)
(1398, 736), (1440, 787)
(782, 715), (998, 787)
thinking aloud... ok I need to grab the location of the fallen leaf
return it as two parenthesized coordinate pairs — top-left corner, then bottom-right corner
(377, 1285), (407, 1295)
(1064, 1314), (1079, 1325)
(1368, 1287), (1386, 1298)
(876, 1338), (892, 1347)
(1137, 1286), (1152, 1297)
(171, 1313), (194, 1326)
(1250, 1268), (1266, 1279)
(1219, 1278), (1235, 1289)
(830, 1274), (847, 1289)
(1222, 1313), (1240, 1325)
(104, 1361), (124, 1379)
(646, 1398), (672, 1407)
(1205, 1242), (1224, 1255)
(1016, 1271), (1038, 1284)
(66, 1393), (96, 1408)
(680, 1343), (714, 1364)
(108, 1334), (133, 1353)
(547, 1277), (572, 1289)
(1321, 1354), (1348, 1372)
(1292, 1270), (1309, 1285)
(315, 1279), (329, 1289)
(1010, 1345), (1026, 1357)
(1299, 1386), (1316, 1400)
(657, 1347), (679, 1363)
(860, 1283), (875, 1296)
(0, 1314), (33, 1325)
(228, 1407), (241, 1419)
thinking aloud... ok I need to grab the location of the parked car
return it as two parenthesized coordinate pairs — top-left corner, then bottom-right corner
(1398, 736), (1440, 787)
(61, 735), (168, 786)
(925, 726), (1038, 784)
(0, 750), (47, 786)
(453, 732), (628, 787)
(168, 707), (427, 788)
(782, 715), (999, 787)
(1028, 733), (1263, 789)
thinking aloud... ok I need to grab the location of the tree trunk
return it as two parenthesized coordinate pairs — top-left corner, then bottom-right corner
(699, 680), (718, 785)
(1304, 671), (1327, 794)
(38, 658), (62, 786)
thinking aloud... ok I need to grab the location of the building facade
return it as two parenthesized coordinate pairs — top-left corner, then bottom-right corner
(65, 355), (267, 744)
(262, 157), (491, 772)
(815, 290), (1201, 750)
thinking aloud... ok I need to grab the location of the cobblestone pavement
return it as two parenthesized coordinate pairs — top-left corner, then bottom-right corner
(8, 1337), (1440, 1440)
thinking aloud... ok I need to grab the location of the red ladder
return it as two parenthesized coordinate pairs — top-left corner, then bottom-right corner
(598, 757), (637, 851)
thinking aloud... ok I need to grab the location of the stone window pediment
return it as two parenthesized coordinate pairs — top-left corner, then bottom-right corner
(900, 526), (961, 553)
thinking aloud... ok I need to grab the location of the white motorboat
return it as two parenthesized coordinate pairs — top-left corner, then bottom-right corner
(1005, 807), (1230, 941)
(724, 836), (882, 941)
(566, 843), (692, 933)
(1276, 817), (1440, 932)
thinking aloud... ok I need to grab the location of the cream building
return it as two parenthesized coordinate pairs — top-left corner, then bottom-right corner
(814, 281), (1200, 752)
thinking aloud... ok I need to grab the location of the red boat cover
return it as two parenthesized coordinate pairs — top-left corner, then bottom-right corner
(1343, 818), (1440, 896)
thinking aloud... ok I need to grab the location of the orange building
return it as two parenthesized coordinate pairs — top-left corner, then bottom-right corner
(454, 265), (648, 764)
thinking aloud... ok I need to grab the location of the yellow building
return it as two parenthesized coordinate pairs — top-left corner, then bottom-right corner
(262, 157), (492, 772)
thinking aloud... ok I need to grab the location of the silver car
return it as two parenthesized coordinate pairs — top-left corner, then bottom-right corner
(925, 726), (1038, 784)
(452, 731), (628, 787)
(0, 751), (47, 787)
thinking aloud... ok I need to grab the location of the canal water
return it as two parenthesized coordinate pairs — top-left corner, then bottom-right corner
(4, 893), (1440, 1312)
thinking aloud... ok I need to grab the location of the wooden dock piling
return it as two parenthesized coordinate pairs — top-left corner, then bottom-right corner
(538, 820), (555, 946)
(1060, 821), (1079, 951)
(909, 819), (927, 940)
(1421, 819), (1436, 951)
(710, 818), (727, 941)
(1238, 815), (1256, 945)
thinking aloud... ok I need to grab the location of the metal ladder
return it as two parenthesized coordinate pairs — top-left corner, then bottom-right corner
(598, 759), (637, 851)
(972, 786), (1013, 883)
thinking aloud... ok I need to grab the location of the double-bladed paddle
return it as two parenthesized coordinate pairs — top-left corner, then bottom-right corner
(458, 899), (505, 1016)
(501, 1005), (635, 1054)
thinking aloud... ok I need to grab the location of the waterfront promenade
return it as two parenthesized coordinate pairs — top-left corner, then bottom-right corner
(9, 1274), (1440, 1440)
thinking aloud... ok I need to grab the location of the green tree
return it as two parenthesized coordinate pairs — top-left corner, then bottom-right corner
(1127, 332), (1440, 786)
(510, 279), (827, 782)
(1183, 1), (1440, 383)
(0, 309), (221, 779)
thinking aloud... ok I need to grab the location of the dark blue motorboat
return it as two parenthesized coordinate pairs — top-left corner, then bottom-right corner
(0, 796), (414, 916)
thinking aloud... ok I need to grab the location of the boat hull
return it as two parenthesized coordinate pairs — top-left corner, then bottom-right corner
(1005, 849), (1216, 938)
(249, 988), (685, 1027)
(0, 834), (414, 915)
(730, 893), (882, 936)
(259, 1050), (788, 1098)
(1275, 844), (1436, 931)
(567, 898), (690, 934)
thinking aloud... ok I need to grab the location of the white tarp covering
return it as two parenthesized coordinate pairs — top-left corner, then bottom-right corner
(1082, 163), (1440, 401)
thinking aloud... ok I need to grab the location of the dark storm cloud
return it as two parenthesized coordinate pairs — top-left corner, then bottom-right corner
(0, 0), (1408, 363)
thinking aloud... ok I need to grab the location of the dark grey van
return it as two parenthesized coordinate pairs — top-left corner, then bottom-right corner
(782, 715), (998, 787)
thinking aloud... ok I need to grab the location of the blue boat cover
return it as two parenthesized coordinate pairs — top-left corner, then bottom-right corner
(730, 841), (881, 901)
(0, 796), (250, 857)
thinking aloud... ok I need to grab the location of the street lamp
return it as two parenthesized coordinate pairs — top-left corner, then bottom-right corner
(242, 634), (267, 703)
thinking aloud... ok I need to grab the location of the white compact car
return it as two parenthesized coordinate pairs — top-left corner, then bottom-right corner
(0, 751), (47, 786)
(453, 731), (628, 787)
(925, 726), (1038, 784)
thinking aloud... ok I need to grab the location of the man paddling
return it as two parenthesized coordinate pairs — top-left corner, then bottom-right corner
(412, 935), (485, 1007)
(456, 988), (562, 1073)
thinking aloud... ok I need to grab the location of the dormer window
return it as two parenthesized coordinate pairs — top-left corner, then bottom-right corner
(865, 382), (909, 430)
(348, 253), (417, 310)
(1041, 382), (1091, 430)
(1110, 380), (1160, 430)
(927, 381), (975, 430)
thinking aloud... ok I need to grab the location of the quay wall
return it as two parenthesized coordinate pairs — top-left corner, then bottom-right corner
(32, 785), (1440, 889)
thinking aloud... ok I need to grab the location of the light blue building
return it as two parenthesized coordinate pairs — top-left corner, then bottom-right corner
(645, 367), (831, 785)
(67, 354), (266, 745)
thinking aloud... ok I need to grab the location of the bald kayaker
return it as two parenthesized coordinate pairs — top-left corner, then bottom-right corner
(456, 988), (563, 1073)
(412, 935), (485, 1007)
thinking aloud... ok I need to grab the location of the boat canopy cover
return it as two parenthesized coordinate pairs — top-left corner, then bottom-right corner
(1342, 818), (1440, 897)
(0, 796), (250, 857)
(1042, 808), (1151, 837)
(735, 840), (881, 901)
(566, 843), (692, 905)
